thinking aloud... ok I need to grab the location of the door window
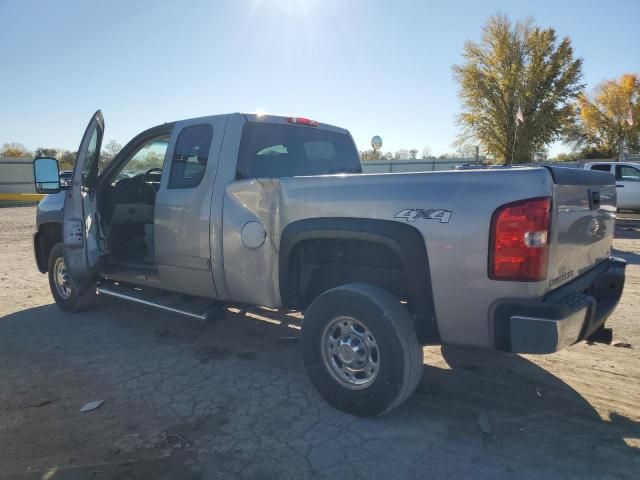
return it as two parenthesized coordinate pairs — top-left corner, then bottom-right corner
(80, 128), (101, 189)
(590, 164), (611, 172)
(168, 124), (214, 188)
(616, 165), (640, 182)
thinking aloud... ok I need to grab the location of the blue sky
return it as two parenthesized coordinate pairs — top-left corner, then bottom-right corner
(1, 0), (638, 157)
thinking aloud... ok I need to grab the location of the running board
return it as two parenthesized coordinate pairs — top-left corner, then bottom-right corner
(97, 281), (222, 321)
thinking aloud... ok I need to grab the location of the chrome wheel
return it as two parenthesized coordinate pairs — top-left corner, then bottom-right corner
(53, 256), (72, 300)
(322, 316), (380, 390)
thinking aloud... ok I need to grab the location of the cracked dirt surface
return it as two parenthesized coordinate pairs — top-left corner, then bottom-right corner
(1, 206), (639, 479)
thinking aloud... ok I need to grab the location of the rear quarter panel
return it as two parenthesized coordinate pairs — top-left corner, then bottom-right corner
(223, 167), (554, 348)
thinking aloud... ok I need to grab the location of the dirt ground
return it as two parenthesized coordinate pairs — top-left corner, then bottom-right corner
(0, 206), (638, 480)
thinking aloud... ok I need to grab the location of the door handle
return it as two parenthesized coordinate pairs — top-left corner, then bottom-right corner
(616, 184), (624, 188)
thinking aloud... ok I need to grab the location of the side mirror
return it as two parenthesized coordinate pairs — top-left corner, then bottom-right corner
(33, 157), (61, 194)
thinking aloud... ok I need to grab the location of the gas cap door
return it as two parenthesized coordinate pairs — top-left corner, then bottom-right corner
(241, 221), (266, 249)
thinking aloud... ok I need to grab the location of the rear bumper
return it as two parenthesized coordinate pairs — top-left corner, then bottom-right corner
(493, 257), (626, 353)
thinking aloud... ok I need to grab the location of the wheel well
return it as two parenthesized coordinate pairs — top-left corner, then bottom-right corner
(286, 238), (409, 310)
(279, 218), (440, 345)
(35, 222), (62, 273)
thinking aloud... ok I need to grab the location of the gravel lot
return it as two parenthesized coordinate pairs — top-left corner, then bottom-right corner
(1, 206), (639, 480)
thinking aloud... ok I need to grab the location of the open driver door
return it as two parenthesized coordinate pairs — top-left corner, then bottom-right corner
(63, 110), (104, 294)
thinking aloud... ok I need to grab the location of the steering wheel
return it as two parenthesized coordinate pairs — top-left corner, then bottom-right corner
(143, 168), (163, 193)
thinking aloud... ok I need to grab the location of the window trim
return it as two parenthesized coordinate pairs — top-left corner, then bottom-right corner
(168, 123), (214, 190)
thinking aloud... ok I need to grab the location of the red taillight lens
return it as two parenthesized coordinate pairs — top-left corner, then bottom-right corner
(286, 117), (319, 127)
(489, 197), (551, 281)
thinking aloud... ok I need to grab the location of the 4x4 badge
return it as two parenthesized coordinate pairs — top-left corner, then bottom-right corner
(394, 209), (452, 223)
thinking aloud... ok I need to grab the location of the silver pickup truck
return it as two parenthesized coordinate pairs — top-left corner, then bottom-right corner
(33, 111), (626, 416)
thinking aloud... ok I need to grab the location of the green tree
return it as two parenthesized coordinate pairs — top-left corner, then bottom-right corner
(360, 149), (385, 161)
(453, 142), (480, 158)
(453, 15), (583, 163)
(99, 139), (123, 168)
(360, 149), (376, 161)
(569, 73), (640, 159)
(58, 150), (77, 170)
(394, 149), (410, 160)
(127, 151), (164, 172)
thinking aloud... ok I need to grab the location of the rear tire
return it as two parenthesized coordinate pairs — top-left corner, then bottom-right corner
(302, 283), (423, 417)
(47, 242), (96, 312)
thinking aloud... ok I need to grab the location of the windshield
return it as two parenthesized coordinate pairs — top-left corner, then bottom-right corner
(236, 122), (361, 179)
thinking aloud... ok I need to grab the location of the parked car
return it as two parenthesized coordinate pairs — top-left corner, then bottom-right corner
(59, 170), (73, 187)
(583, 161), (640, 211)
(32, 110), (626, 416)
(454, 163), (486, 170)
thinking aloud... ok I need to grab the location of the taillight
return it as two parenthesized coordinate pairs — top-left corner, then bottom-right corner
(286, 117), (319, 127)
(489, 197), (551, 281)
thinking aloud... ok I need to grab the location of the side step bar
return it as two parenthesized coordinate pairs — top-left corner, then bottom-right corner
(97, 281), (223, 321)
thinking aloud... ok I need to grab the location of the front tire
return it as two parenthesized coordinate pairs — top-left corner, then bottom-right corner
(302, 283), (423, 417)
(47, 242), (96, 312)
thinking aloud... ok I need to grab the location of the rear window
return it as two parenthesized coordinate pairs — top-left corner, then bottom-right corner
(590, 164), (611, 172)
(236, 122), (361, 179)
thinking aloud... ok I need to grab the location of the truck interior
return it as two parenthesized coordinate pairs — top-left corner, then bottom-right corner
(96, 123), (213, 271)
(97, 133), (171, 269)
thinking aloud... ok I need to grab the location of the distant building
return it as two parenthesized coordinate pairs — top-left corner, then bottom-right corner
(0, 157), (38, 205)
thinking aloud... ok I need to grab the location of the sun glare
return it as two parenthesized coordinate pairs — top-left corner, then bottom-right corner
(249, 0), (318, 17)
(272, 0), (314, 16)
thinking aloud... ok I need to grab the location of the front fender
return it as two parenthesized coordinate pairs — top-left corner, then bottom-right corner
(36, 191), (64, 229)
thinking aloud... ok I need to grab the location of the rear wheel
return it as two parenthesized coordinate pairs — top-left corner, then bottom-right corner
(47, 242), (96, 312)
(302, 283), (423, 417)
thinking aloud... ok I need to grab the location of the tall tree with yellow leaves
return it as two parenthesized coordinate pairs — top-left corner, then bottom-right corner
(570, 73), (640, 159)
(453, 15), (583, 163)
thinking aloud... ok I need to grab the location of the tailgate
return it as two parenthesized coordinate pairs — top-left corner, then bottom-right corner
(545, 167), (616, 292)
